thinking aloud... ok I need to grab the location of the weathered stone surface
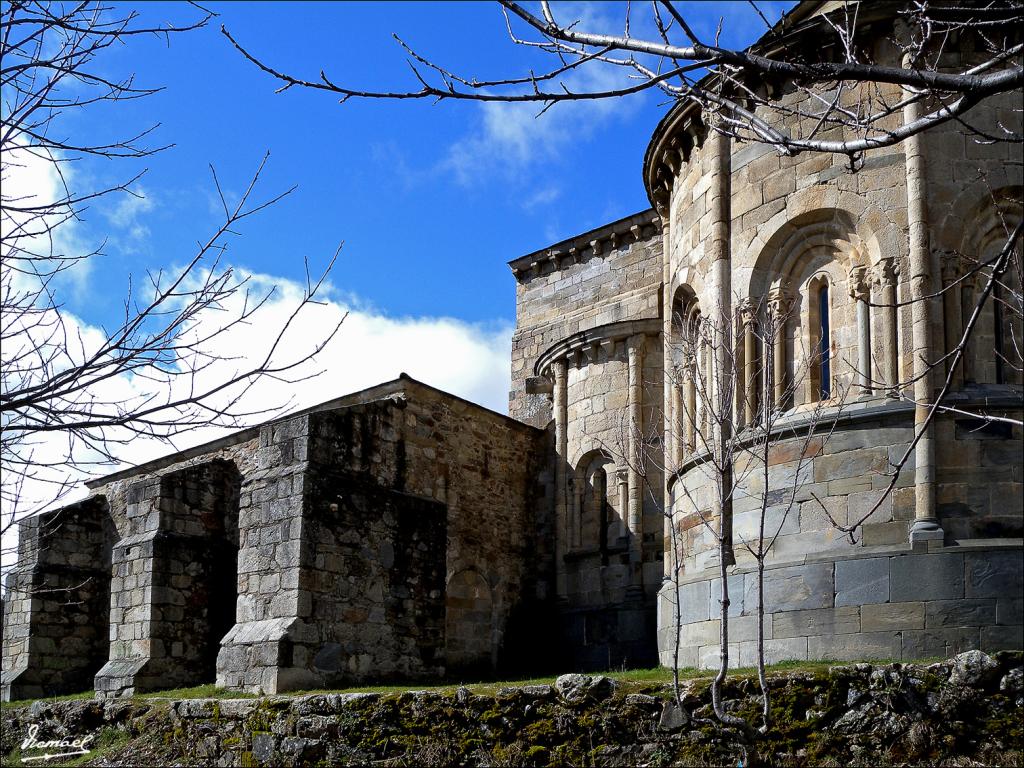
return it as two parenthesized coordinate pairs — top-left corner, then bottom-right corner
(657, 700), (689, 731)
(949, 650), (999, 687)
(8, 653), (1023, 768)
(965, 551), (1024, 599)
(925, 599), (997, 629)
(744, 563), (833, 614)
(861, 602), (925, 632)
(890, 554), (965, 602)
(554, 674), (616, 704)
(835, 558), (890, 607)
(774, 607), (861, 638)
(807, 631), (901, 661)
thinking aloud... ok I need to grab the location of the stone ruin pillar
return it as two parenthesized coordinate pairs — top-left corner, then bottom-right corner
(94, 460), (239, 697)
(1, 497), (113, 701)
(216, 416), (318, 695)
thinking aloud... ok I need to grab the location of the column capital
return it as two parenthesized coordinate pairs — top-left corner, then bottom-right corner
(767, 284), (794, 321)
(738, 297), (760, 322)
(848, 264), (871, 300)
(551, 355), (568, 381)
(939, 252), (961, 283)
(874, 256), (899, 286)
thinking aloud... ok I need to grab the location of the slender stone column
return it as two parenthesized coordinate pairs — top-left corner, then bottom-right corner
(626, 334), (646, 581)
(740, 300), (758, 426)
(960, 271), (977, 385)
(671, 375), (684, 467)
(903, 55), (943, 545)
(661, 215), (674, 519)
(617, 469), (629, 539)
(684, 365), (696, 455)
(849, 265), (873, 395)
(874, 257), (900, 392)
(552, 357), (570, 594)
(767, 286), (791, 410)
(704, 126), (734, 564)
(941, 255), (965, 388)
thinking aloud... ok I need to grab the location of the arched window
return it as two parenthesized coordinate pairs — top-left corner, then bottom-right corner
(572, 453), (616, 556)
(670, 286), (701, 459)
(807, 275), (832, 401)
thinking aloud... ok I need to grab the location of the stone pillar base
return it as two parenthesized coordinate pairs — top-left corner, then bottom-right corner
(1, 668), (44, 703)
(910, 519), (945, 548)
(217, 617), (320, 695)
(94, 657), (153, 699)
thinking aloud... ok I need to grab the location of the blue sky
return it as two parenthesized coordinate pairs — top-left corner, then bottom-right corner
(63, 1), (791, 327)
(2, 1), (794, 534)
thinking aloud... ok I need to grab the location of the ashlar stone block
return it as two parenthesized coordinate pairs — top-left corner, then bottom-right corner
(744, 562), (833, 614)
(889, 553), (965, 602)
(835, 557), (890, 607)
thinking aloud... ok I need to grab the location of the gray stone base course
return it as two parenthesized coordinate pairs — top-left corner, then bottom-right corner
(659, 545), (1023, 669)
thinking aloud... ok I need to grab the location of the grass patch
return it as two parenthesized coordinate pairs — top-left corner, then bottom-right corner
(0, 689), (95, 711)
(0, 656), (943, 711)
(137, 683), (255, 701)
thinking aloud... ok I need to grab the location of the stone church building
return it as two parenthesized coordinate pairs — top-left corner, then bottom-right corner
(3, 1), (1022, 700)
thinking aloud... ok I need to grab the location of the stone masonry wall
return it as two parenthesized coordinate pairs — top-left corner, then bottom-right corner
(509, 212), (663, 428)
(661, 404), (1023, 668)
(1, 498), (114, 701)
(396, 380), (546, 674)
(659, 547), (1023, 670)
(5, 652), (1022, 767)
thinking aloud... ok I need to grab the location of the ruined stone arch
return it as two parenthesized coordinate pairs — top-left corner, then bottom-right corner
(445, 567), (495, 672)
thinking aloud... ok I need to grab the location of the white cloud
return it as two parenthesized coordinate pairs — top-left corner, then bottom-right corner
(0, 140), (95, 296)
(522, 184), (562, 211)
(104, 186), (155, 251)
(441, 3), (646, 185)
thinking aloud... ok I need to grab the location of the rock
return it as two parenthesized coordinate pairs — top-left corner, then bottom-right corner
(625, 693), (658, 708)
(554, 673), (590, 702)
(217, 700), (256, 718)
(999, 667), (1023, 694)
(174, 699), (217, 719)
(847, 687), (868, 707)
(250, 732), (277, 764)
(949, 650), (999, 687)
(454, 686), (472, 704)
(281, 735), (322, 761)
(657, 700), (689, 732)
(521, 684), (554, 699)
(295, 715), (336, 739)
(554, 673), (616, 704)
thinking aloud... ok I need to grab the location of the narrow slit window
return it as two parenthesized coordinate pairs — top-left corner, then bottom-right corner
(819, 283), (831, 399)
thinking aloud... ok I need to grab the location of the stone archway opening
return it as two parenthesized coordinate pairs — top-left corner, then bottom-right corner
(445, 569), (493, 674)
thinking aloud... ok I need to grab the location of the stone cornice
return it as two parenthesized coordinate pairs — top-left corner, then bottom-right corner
(508, 209), (661, 284)
(534, 318), (662, 377)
